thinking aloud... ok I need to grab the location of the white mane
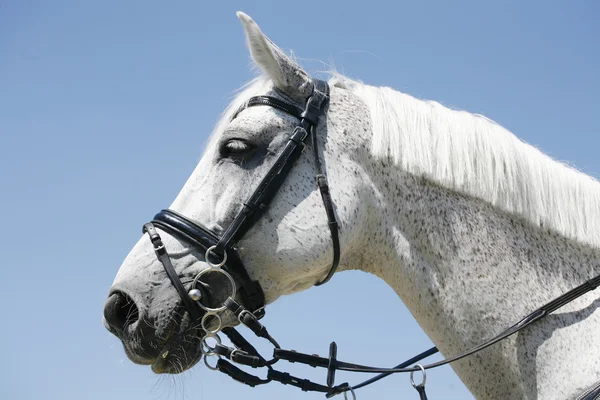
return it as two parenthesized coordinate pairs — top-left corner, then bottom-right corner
(332, 74), (600, 248)
(215, 73), (600, 248)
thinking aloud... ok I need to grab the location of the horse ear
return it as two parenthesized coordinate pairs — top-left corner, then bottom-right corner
(237, 11), (313, 104)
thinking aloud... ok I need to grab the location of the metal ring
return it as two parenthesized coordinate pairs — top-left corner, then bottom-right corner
(343, 386), (357, 400)
(410, 364), (427, 388)
(205, 245), (227, 268)
(201, 312), (222, 334)
(192, 268), (237, 312)
(200, 334), (222, 356)
(203, 353), (221, 371)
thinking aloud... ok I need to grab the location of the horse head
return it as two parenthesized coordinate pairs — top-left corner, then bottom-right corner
(103, 12), (373, 374)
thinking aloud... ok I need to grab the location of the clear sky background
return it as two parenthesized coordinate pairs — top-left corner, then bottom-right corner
(1, 1), (599, 399)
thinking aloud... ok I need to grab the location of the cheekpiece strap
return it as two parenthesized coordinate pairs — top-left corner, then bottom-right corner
(214, 80), (330, 254)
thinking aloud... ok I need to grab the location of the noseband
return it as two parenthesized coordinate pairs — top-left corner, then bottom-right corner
(140, 79), (600, 399)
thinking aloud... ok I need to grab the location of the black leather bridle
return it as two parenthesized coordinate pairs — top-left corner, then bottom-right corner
(143, 79), (336, 319)
(140, 79), (600, 399)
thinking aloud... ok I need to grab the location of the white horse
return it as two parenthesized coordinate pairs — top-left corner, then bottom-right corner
(104, 12), (600, 400)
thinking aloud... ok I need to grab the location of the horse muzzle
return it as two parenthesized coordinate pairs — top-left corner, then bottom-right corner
(103, 286), (207, 373)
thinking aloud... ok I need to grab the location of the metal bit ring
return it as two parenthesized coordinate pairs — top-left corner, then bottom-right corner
(200, 334), (222, 356)
(192, 268), (237, 312)
(410, 364), (427, 388)
(203, 353), (221, 371)
(205, 245), (227, 268)
(201, 312), (222, 334)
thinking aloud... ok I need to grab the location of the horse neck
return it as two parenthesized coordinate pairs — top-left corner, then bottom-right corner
(359, 165), (600, 399)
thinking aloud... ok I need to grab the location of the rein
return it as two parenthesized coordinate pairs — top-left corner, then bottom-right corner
(142, 79), (600, 399)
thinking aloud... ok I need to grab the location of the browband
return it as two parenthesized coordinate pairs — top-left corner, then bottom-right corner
(232, 95), (303, 121)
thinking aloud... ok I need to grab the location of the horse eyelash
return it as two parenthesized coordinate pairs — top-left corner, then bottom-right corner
(225, 140), (250, 153)
(219, 139), (257, 160)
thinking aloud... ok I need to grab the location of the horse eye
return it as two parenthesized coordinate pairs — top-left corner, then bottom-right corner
(220, 139), (254, 156)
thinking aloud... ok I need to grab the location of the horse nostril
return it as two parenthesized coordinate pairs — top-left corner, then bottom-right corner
(103, 292), (140, 333)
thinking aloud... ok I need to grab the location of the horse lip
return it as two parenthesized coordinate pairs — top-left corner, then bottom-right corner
(150, 339), (203, 374)
(147, 335), (179, 373)
(150, 349), (171, 373)
(117, 306), (206, 373)
(123, 345), (157, 365)
(117, 324), (176, 366)
(149, 320), (206, 374)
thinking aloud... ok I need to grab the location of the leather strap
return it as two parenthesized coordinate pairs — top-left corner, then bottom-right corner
(578, 380), (600, 400)
(231, 95), (303, 121)
(215, 81), (330, 253)
(216, 359), (271, 387)
(313, 150), (340, 284)
(345, 346), (439, 393)
(215, 359), (350, 394)
(221, 327), (266, 361)
(224, 297), (280, 348)
(414, 384), (429, 400)
(267, 370), (346, 393)
(143, 223), (203, 322)
(217, 79), (339, 286)
(214, 124), (312, 253)
(214, 344), (266, 368)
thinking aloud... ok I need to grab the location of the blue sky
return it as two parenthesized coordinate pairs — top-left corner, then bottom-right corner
(1, 1), (598, 399)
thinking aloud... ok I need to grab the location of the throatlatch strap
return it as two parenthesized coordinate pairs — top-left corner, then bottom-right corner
(303, 79), (340, 286)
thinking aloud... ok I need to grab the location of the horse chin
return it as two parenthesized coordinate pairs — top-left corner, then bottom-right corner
(118, 328), (204, 374)
(152, 309), (206, 373)
(149, 334), (204, 374)
(111, 305), (206, 374)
